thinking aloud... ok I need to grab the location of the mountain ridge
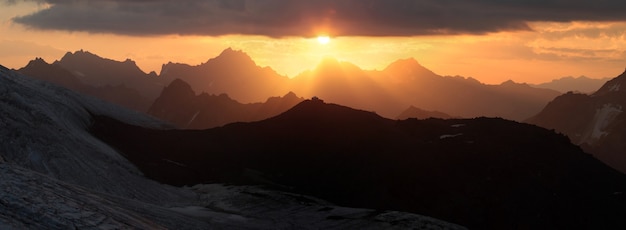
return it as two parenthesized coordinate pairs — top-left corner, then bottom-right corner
(91, 98), (626, 229)
(19, 48), (560, 120)
(148, 78), (304, 129)
(1, 65), (465, 229)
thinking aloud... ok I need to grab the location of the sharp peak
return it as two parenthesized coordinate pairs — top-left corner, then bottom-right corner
(64, 49), (96, 57)
(283, 91), (298, 98)
(383, 57), (432, 72)
(27, 57), (49, 65)
(217, 47), (251, 58)
(60, 49), (139, 65)
(203, 47), (255, 65)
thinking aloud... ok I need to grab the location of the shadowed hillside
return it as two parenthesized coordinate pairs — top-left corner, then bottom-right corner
(91, 99), (626, 229)
(528, 68), (626, 173)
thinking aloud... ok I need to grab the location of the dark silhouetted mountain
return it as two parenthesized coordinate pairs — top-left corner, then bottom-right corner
(159, 48), (290, 103)
(532, 76), (611, 93)
(528, 68), (626, 172)
(396, 106), (453, 120)
(17, 58), (152, 112)
(91, 99), (626, 230)
(148, 78), (304, 129)
(54, 50), (164, 98)
(1, 65), (462, 229)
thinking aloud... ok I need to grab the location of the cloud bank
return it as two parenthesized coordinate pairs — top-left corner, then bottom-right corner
(9, 0), (626, 37)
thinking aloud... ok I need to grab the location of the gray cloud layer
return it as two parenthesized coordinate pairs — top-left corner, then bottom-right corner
(9, 0), (626, 37)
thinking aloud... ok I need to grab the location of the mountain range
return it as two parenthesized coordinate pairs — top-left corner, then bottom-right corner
(16, 48), (562, 121)
(531, 76), (611, 93)
(147, 78), (304, 129)
(528, 68), (626, 173)
(17, 57), (153, 111)
(5, 55), (626, 229)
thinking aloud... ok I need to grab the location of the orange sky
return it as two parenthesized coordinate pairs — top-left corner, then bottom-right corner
(2, 1), (626, 84)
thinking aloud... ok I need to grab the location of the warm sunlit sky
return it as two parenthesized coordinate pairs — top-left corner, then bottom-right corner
(2, 0), (626, 84)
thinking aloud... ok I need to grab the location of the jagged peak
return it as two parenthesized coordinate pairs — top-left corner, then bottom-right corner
(214, 47), (253, 61)
(62, 49), (97, 59)
(26, 57), (49, 66)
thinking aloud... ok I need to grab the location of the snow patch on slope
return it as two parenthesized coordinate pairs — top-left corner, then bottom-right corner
(585, 103), (622, 142)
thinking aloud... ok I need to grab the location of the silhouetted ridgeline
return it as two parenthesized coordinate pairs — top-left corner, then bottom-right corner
(17, 58), (152, 111)
(91, 99), (626, 229)
(396, 105), (454, 119)
(147, 78), (304, 129)
(18, 48), (559, 121)
(528, 68), (626, 173)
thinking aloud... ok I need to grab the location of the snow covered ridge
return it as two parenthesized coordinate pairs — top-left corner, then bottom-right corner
(0, 65), (465, 229)
(0, 65), (190, 205)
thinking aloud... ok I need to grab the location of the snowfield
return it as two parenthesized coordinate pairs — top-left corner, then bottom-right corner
(0, 65), (465, 229)
(585, 103), (622, 142)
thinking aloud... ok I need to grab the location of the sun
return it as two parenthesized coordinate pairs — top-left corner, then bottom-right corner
(317, 35), (330, 45)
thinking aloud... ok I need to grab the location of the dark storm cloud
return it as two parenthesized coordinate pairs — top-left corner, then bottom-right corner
(9, 0), (626, 37)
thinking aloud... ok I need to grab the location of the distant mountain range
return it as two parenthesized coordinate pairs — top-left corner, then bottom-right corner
(148, 78), (303, 129)
(16, 48), (561, 121)
(91, 98), (626, 229)
(0, 65), (464, 229)
(528, 68), (626, 173)
(531, 76), (611, 93)
(17, 57), (153, 111)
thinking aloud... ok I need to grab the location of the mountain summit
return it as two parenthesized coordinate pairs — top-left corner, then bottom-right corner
(159, 48), (289, 103)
